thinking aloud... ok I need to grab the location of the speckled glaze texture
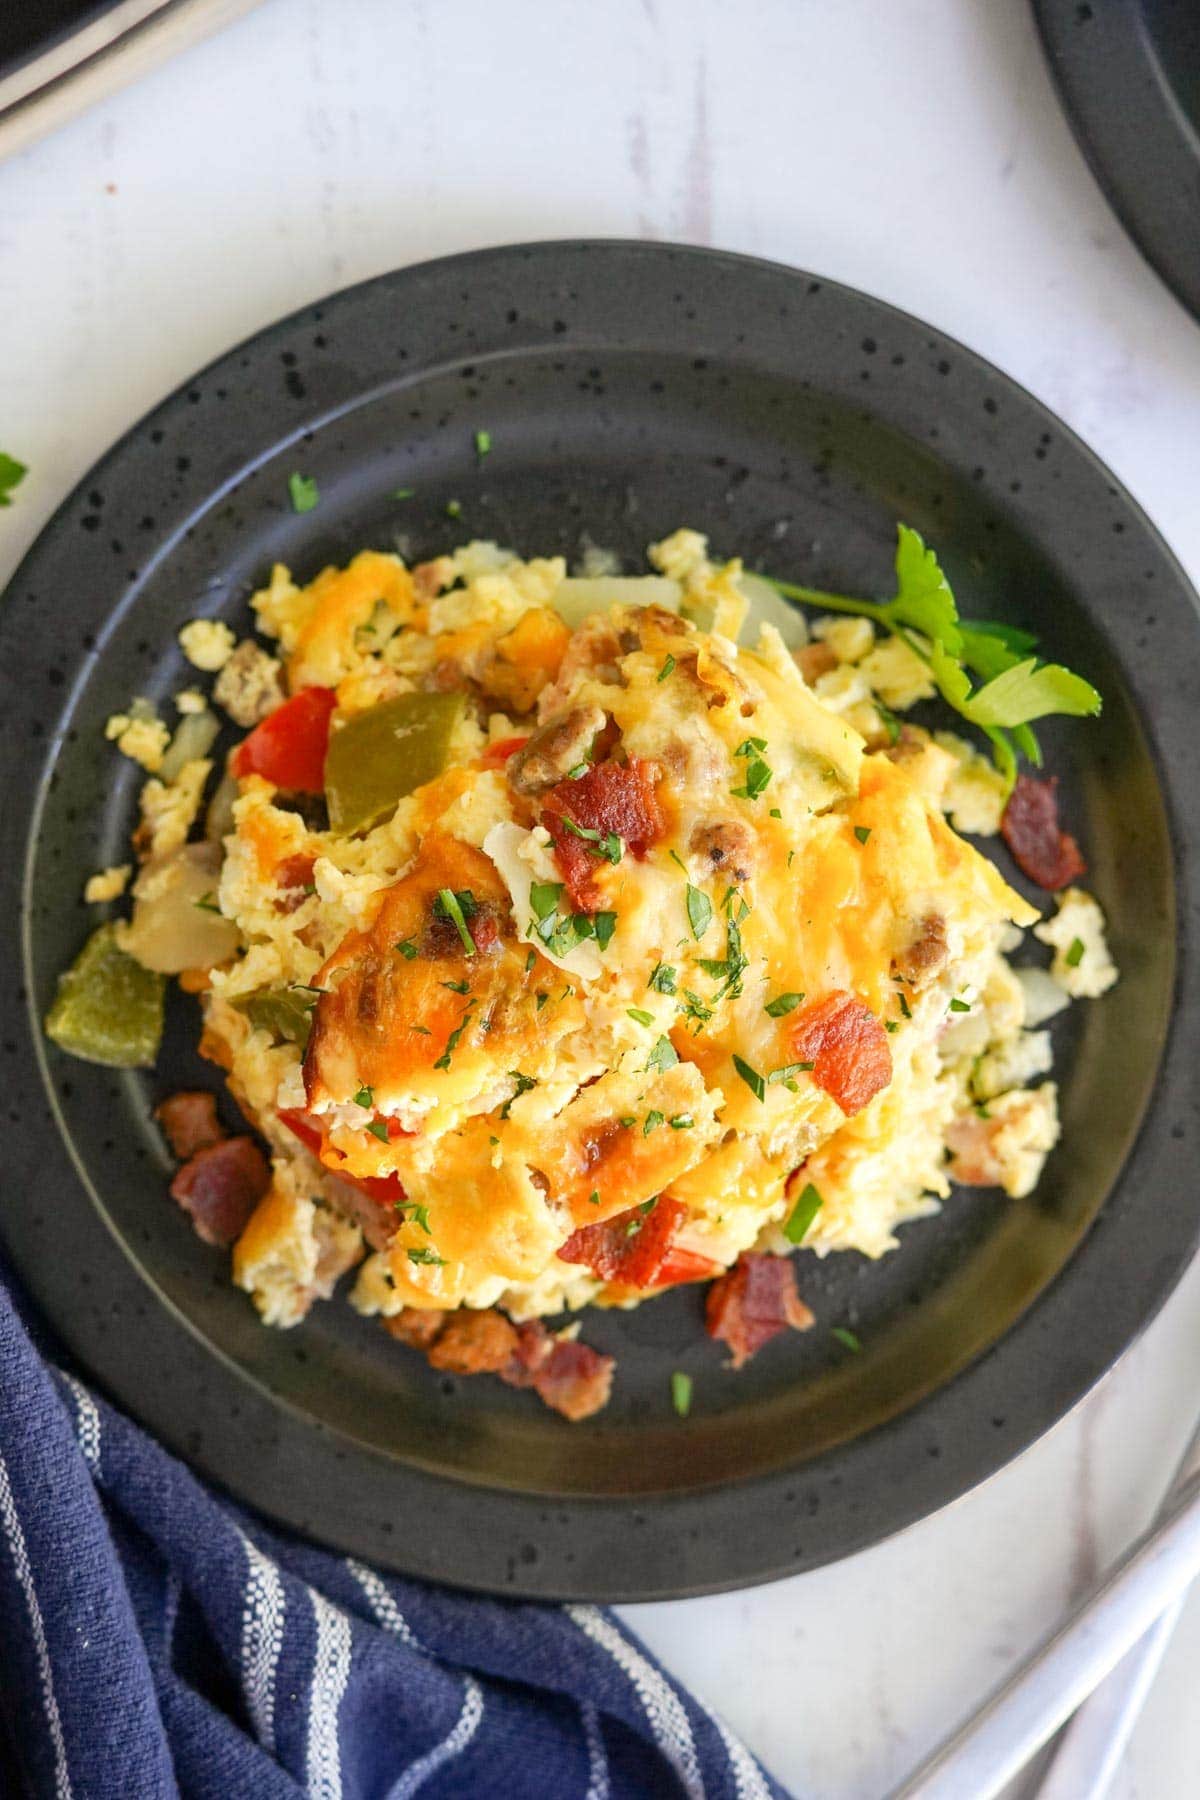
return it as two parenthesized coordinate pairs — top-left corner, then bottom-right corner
(1, 242), (1197, 1600)
(1035, 0), (1200, 324)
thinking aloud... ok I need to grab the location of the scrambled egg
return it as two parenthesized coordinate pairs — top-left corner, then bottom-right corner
(101, 530), (1117, 1340)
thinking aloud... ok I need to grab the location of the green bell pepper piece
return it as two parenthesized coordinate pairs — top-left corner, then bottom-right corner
(44, 923), (165, 1068)
(233, 986), (319, 1049)
(325, 691), (464, 834)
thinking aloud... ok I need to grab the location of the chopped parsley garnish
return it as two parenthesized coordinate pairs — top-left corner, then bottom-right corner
(434, 1002), (476, 1071)
(885, 1020), (898, 1034)
(529, 881), (563, 922)
(393, 487), (415, 499)
(765, 523), (1101, 792)
(643, 1110), (664, 1136)
(649, 963), (677, 995)
(731, 755), (772, 801)
(407, 1247), (447, 1267)
(657, 654), (676, 683)
(765, 991), (804, 1018)
(535, 992), (548, 1011)
(525, 947), (537, 972)
(193, 892), (222, 914)
(566, 761), (589, 780)
(897, 991), (912, 1020)
(395, 1200), (432, 1234)
(735, 737), (767, 755)
(365, 1119), (390, 1142)
(561, 816), (622, 863)
(474, 428), (492, 456)
(854, 825), (872, 844)
(353, 1084), (374, 1108)
(668, 1113), (694, 1130)
(395, 938), (418, 959)
(671, 1371), (693, 1418)
(680, 990), (714, 1031)
(949, 997), (971, 1013)
(593, 911), (617, 951)
(445, 499), (462, 518)
(831, 1326), (862, 1353)
(619, 1115), (636, 1129)
(627, 1007), (654, 1027)
(645, 1035), (679, 1074)
(1065, 936), (1086, 968)
(769, 807), (782, 819)
(733, 1054), (765, 1102)
(441, 979), (470, 994)
(767, 1061), (806, 1087)
(0, 452), (28, 507)
(784, 1182), (823, 1244)
(499, 1070), (538, 1118)
(434, 888), (478, 954)
(288, 471), (319, 513)
(686, 884), (713, 940)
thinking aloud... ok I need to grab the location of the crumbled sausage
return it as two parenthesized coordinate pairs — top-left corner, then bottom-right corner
(689, 818), (756, 881)
(893, 913), (949, 986)
(506, 704), (607, 795)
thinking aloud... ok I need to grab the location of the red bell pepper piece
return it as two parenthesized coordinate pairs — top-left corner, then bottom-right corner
(231, 687), (336, 792)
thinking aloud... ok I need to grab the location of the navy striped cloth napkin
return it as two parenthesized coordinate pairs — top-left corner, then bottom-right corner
(0, 1265), (789, 1800)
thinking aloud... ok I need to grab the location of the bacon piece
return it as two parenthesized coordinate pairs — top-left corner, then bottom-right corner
(169, 1137), (270, 1247)
(529, 1339), (614, 1421)
(1001, 774), (1086, 891)
(427, 1309), (520, 1374)
(154, 1090), (225, 1161)
(559, 1194), (689, 1289)
(789, 990), (892, 1115)
(385, 1308), (447, 1350)
(543, 757), (664, 911)
(275, 852), (317, 914)
(705, 1254), (815, 1369)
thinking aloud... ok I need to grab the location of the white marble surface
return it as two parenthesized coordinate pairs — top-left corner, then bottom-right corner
(3, 3), (1199, 1795)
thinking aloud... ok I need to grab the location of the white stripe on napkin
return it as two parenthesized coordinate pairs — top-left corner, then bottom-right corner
(566, 1604), (705, 1800)
(306, 1591), (353, 1800)
(387, 1677), (484, 1800)
(58, 1373), (101, 1473)
(0, 1445), (73, 1799)
(344, 1557), (421, 1646)
(581, 1698), (611, 1800)
(237, 1530), (285, 1755)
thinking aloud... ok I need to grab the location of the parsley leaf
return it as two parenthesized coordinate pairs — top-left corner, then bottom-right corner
(649, 963), (677, 995)
(434, 888), (478, 954)
(645, 1035), (678, 1074)
(831, 1326), (862, 1353)
(529, 881), (563, 922)
(434, 1002), (475, 1070)
(765, 523), (1100, 791)
(593, 910), (617, 951)
(765, 992), (804, 1017)
(1066, 936), (1086, 968)
(686, 884), (713, 939)
(288, 471), (319, 513)
(643, 1110), (664, 1135)
(784, 1182), (822, 1244)
(366, 1119), (390, 1142)
(627, 1007), (654, 1026)
(353, 1084), (374, 1108)
(657, 654), (676, 683)
(854, 826), (872, 845)
(474, 429), (492, 457)
(0, 453), (27, 507)
(732, 1054), (765, 1102)
(671, 1371), (693, 1418)
(500, 1070), (538, 1118)
(407, 1247), (447, 1267)
(395, 938), (418, 959)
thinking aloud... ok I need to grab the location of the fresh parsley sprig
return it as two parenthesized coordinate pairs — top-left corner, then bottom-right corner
(766, 524), (1101, 791)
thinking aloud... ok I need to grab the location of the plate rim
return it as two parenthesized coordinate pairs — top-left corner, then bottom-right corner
(2, 237), (1198, 1600)
(1034, 0), (1200, 326)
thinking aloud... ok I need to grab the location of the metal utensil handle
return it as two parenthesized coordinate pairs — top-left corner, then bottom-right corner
(888, 1470), (1200, 1800)
(1033, 1597), (1184, 1800)
(1032, 1411), (1200, 1800)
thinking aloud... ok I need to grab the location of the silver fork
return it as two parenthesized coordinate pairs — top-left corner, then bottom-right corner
(890, 1413), (1200, 1800)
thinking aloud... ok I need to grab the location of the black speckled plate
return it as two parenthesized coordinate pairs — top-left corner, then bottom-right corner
(1035, 0), (1200, 324)
(2, 242), (1198, 1600)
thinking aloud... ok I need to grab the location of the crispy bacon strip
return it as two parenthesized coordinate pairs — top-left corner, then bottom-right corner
(543, 757), (664, 911)
(789, 991), (892, 1115)
(559, 1195), (689, 1289)
(1001, 774), (1086, 891)
(705, 1254), (815, 1369)
(154, 1090), (225, 1161)
(169, 1137), (270, 1247)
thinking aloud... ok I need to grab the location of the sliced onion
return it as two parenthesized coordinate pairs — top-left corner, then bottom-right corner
(119, 842), (239, 974)
(1016, 965), (1071, 1027)
(205, 769), (238, 843)
(735, 572), (810, 648)
(159, 709), (220, 783)
(552, 576), (681, 629)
